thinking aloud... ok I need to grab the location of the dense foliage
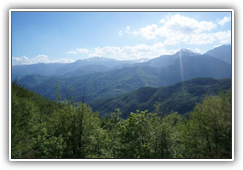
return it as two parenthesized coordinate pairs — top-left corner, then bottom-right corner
(89, 77), (231, 118)
(11, 79), (232, 159)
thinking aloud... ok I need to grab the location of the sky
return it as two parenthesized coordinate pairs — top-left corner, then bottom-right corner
(11, 10), (232, 65)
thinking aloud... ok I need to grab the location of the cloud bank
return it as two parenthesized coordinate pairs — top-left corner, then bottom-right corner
(87, 13), (231, 60)
(88, 43), (179, 60)
(129, 14), (230, 45)
(12, 55), (74, 66)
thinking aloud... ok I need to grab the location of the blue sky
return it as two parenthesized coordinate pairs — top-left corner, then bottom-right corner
(11, 10), (232, 65)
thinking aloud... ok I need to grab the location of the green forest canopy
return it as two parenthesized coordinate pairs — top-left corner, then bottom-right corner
(11, 79), (232, 159)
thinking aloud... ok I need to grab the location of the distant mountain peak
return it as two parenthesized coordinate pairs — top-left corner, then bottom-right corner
(74, 57), (114, 64)
(80, 56), (117, 62)
(181, 48), (193, 52)
(175, 49), (200, 57)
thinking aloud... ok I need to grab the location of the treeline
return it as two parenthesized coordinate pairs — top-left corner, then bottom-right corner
(11, 80), (232, 159)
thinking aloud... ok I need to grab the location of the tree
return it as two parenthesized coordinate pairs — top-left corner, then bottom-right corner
(154, 97), (163, 119)
(119, 110), (154, 158)
(151, 111), (183, 158)
(37, 82), (104, 158)
(180, 90), (232, 158)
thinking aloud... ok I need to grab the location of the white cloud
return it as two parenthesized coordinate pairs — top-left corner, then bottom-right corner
(89, 46), (122, 57)
(66, 51), (77, 54)
(12, 56), (33, 66)
(163, 37), (180, 45)
(159, 19), (166, 23)
(214, 44), (222, 48)
(66, 48), (89, 54)
(32, 55), (51, 63)
(189, 33), (216, 45)
(152, 42), (165, 49)
(132, 30), (139, 35)
(76, 48), (89, 53)
(53, 58), (74, 63)
(212, 30), (231, 44)
(139, 24), (158, 39)
(88, 42), (177, 60)
(125, 26), (130, 33)
(193, 48), (201, 53)
(132, 14), (221, 45)
(218, 16), (231, 26)
(122, 44), (155, 58)
(156, 48), (178, 56)
(187, 30), (231, 45)
(136, 14), (217, 40)
(120, 46), (135, 56)
(12, 55), (74, 66)
(157, 14), (217, 37)
(119, 30), (122, 35)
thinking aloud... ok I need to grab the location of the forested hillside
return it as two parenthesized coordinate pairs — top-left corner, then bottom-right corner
(11, 79), (232, 159)
(89, 77), (231, 118)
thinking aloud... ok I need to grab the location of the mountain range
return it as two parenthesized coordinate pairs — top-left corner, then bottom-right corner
(14, 44), (232, 119)
(12, 45), (231, 80)
(12, 57), (136, 80)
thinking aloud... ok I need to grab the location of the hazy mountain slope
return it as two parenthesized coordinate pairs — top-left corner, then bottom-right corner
(12, 57), (136, 80)
(19, 52), (231, 104)
(18, 74), (52, 89)
(205, 44), (231, 64)
(61, 65), (110, 78)
(131, 46), (231, 69)
(12, 63), (68, 80)
(161, 54), (231, 81)
(25, 66), (163, 102)
(132, 49), (200, 69)
(89, 77), (231, 119)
